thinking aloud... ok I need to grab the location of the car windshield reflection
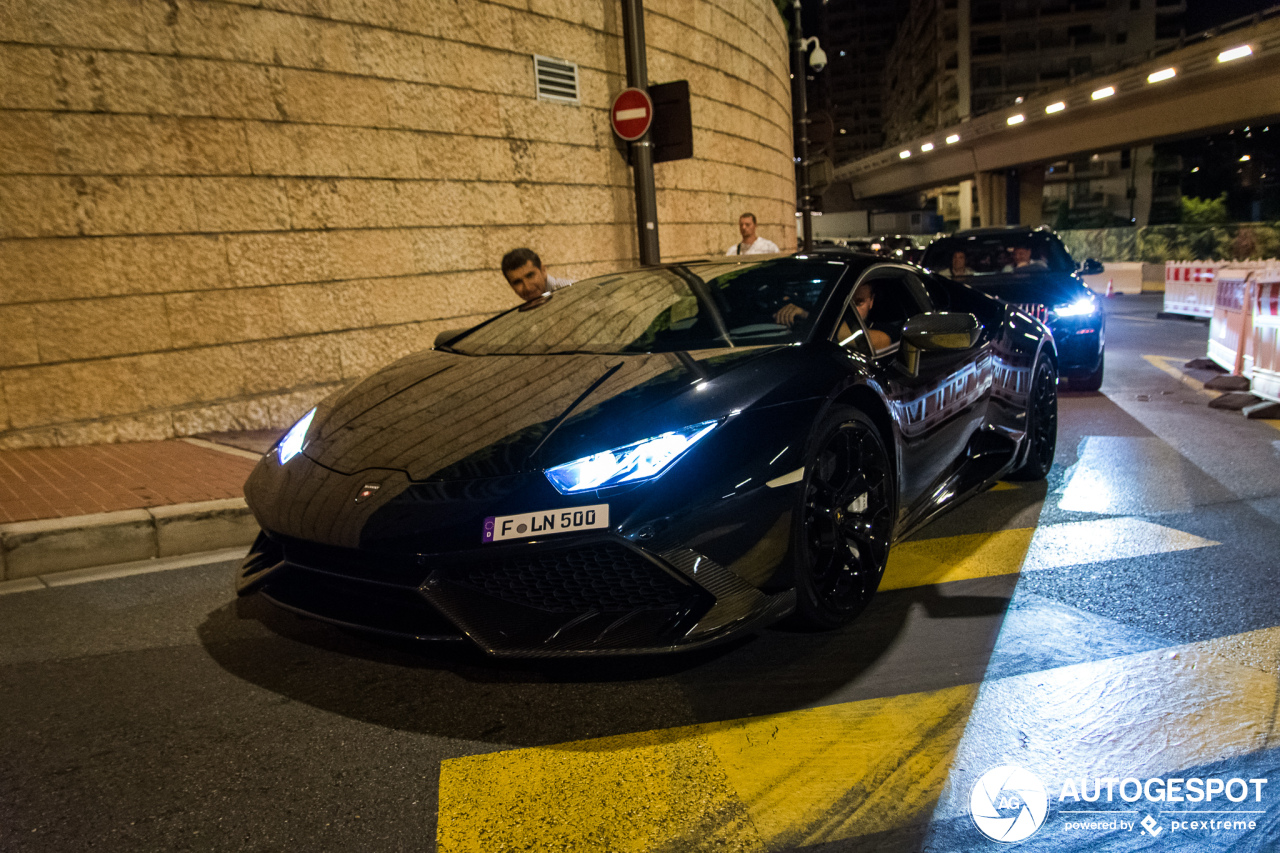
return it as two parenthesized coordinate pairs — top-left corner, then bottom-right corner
(450, 258), (847, 355)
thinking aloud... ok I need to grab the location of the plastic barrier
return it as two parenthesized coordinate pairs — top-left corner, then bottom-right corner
(1163, 262), (1223, 318)
(1208, 268), (1253, 371)
(1250, 269), (1280, 404)
(1207, 263), (1280, 404)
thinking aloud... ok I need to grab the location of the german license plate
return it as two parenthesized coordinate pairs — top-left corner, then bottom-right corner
(482, 504), (610, 543)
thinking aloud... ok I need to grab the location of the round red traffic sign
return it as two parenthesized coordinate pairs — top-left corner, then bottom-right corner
(610, 88), (653, 141)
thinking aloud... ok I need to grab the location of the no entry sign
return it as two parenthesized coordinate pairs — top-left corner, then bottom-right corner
(610, 88), (653, 141)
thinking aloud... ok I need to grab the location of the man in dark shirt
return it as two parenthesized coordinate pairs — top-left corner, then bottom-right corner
(501, 248), (574, 304)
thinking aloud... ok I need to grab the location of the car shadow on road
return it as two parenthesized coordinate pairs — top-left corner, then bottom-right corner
(197, 566), (1018, 748)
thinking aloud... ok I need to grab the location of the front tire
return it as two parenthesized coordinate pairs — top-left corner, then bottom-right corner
(793, 408), (896, 629)
(1009, 356), (1058, 481)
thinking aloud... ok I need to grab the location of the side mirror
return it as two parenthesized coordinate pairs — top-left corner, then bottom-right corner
(901, 312), (980, 350)
(1078, 258), (1104, 277)
(897, 312), (979, 377)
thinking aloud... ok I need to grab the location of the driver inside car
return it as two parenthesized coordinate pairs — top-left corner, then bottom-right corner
(1002, 245), (1048, 272)
(775, 282), (892, 352)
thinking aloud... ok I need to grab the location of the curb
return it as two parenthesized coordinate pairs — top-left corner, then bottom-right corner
(0, 498), (257, 581)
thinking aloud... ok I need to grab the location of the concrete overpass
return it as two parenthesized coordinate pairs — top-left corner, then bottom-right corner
(832, 12), (1280, 225)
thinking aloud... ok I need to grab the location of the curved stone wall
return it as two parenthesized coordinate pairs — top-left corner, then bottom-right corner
(0, 0), (794, 448)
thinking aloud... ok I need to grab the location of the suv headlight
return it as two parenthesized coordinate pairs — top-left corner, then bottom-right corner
(545, 420), (719, 494)
(1053, 297), (1098, 318)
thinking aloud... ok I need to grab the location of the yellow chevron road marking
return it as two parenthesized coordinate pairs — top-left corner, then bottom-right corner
(437, 684), (980, 853)
(701, 685), (978, 846)
(437, 627), (1280, 853)
(880, 528), (1036, 590)
(437, 728), (766, 853)
(1142, 354), (1219, 398)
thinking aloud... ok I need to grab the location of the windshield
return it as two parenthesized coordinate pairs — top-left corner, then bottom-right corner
(922, 233), (1075, 277)
(448, 259), (848, 355)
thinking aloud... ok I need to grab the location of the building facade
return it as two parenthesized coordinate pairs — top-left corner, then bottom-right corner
(0, 0), (795, 449)
(818, 0), (907, 165)
(884, 0), (1186, 147)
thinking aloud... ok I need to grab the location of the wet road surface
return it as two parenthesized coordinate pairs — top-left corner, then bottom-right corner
(2, 294), (1279, 852)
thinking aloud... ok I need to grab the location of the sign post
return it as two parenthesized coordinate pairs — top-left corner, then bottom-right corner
(618, 0), (661, 265)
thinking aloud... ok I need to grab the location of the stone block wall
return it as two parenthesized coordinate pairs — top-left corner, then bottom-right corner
(0, 0), (794, 448)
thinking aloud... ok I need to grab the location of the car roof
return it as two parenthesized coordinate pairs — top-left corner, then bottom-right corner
(944, 226), (1053, 239)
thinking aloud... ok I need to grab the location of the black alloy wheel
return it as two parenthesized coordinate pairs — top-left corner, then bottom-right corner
(795, 408), (896, 629)
(1009, 356), (1058, 480)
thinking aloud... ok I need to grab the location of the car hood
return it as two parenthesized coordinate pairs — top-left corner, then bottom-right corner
(302, 346), (790, 481)
(963, 270), (1092, 307)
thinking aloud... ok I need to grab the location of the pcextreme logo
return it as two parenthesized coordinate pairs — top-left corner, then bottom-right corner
(970, 765), (1050, 843)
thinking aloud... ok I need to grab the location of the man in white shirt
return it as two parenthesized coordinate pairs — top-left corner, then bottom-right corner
(501, 248), (574, 304)
(726, 213), (780, 255)
(1001, 245), (1048, 272)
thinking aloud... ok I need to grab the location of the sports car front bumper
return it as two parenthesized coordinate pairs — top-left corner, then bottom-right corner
(238, 530), (794, 657)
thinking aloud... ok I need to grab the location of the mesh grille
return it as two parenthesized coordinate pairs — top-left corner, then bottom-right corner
(534, 55), (580, 103)
(447, 543), (689, 612)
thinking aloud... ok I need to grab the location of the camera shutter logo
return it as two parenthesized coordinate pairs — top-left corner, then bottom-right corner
(970, 765), (1050, 843)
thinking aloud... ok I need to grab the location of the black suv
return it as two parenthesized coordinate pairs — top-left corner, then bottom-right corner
(921, 226), (1106, 390)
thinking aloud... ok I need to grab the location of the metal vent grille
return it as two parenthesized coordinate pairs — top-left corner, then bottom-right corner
(533, 54), (580, 104)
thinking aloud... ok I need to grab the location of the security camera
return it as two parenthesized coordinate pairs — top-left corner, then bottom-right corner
(809, 45), (828, 71)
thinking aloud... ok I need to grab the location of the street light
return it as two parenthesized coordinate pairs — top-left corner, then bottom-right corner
(792, 0), (826, 251)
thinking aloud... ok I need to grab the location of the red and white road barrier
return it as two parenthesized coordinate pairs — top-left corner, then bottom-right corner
(1208, 263), (1280, 404)
(1248, 269), (1280, 404)
(1163, 262), (1224, 318)
(1209, 268), (1254, 373)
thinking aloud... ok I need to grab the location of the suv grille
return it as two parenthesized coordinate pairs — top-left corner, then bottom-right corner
(1013, 303), (1050, 324)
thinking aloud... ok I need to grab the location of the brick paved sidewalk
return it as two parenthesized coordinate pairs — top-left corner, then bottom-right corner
(0, 436), (271, 525)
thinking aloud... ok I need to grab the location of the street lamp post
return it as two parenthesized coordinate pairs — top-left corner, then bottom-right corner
(791, 0), (826, 252)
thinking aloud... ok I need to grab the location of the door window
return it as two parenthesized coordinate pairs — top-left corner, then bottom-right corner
(834, 267), (932, 356)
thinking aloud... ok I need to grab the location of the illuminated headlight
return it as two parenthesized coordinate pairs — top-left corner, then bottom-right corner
(276, 407), (317, 465)
(1053, 298), (1098, 318)
(545, 420), (719, 494)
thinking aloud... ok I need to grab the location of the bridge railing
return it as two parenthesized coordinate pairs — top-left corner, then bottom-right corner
(833, 10), (1280, 185)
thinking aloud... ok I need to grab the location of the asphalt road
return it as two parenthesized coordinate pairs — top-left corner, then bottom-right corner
(3, 293), (1279, 853)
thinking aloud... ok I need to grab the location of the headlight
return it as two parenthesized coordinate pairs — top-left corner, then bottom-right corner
(1053, 297), (1098, 318)
(545, 420), (719, 494)
(276, 407), (317, 465)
